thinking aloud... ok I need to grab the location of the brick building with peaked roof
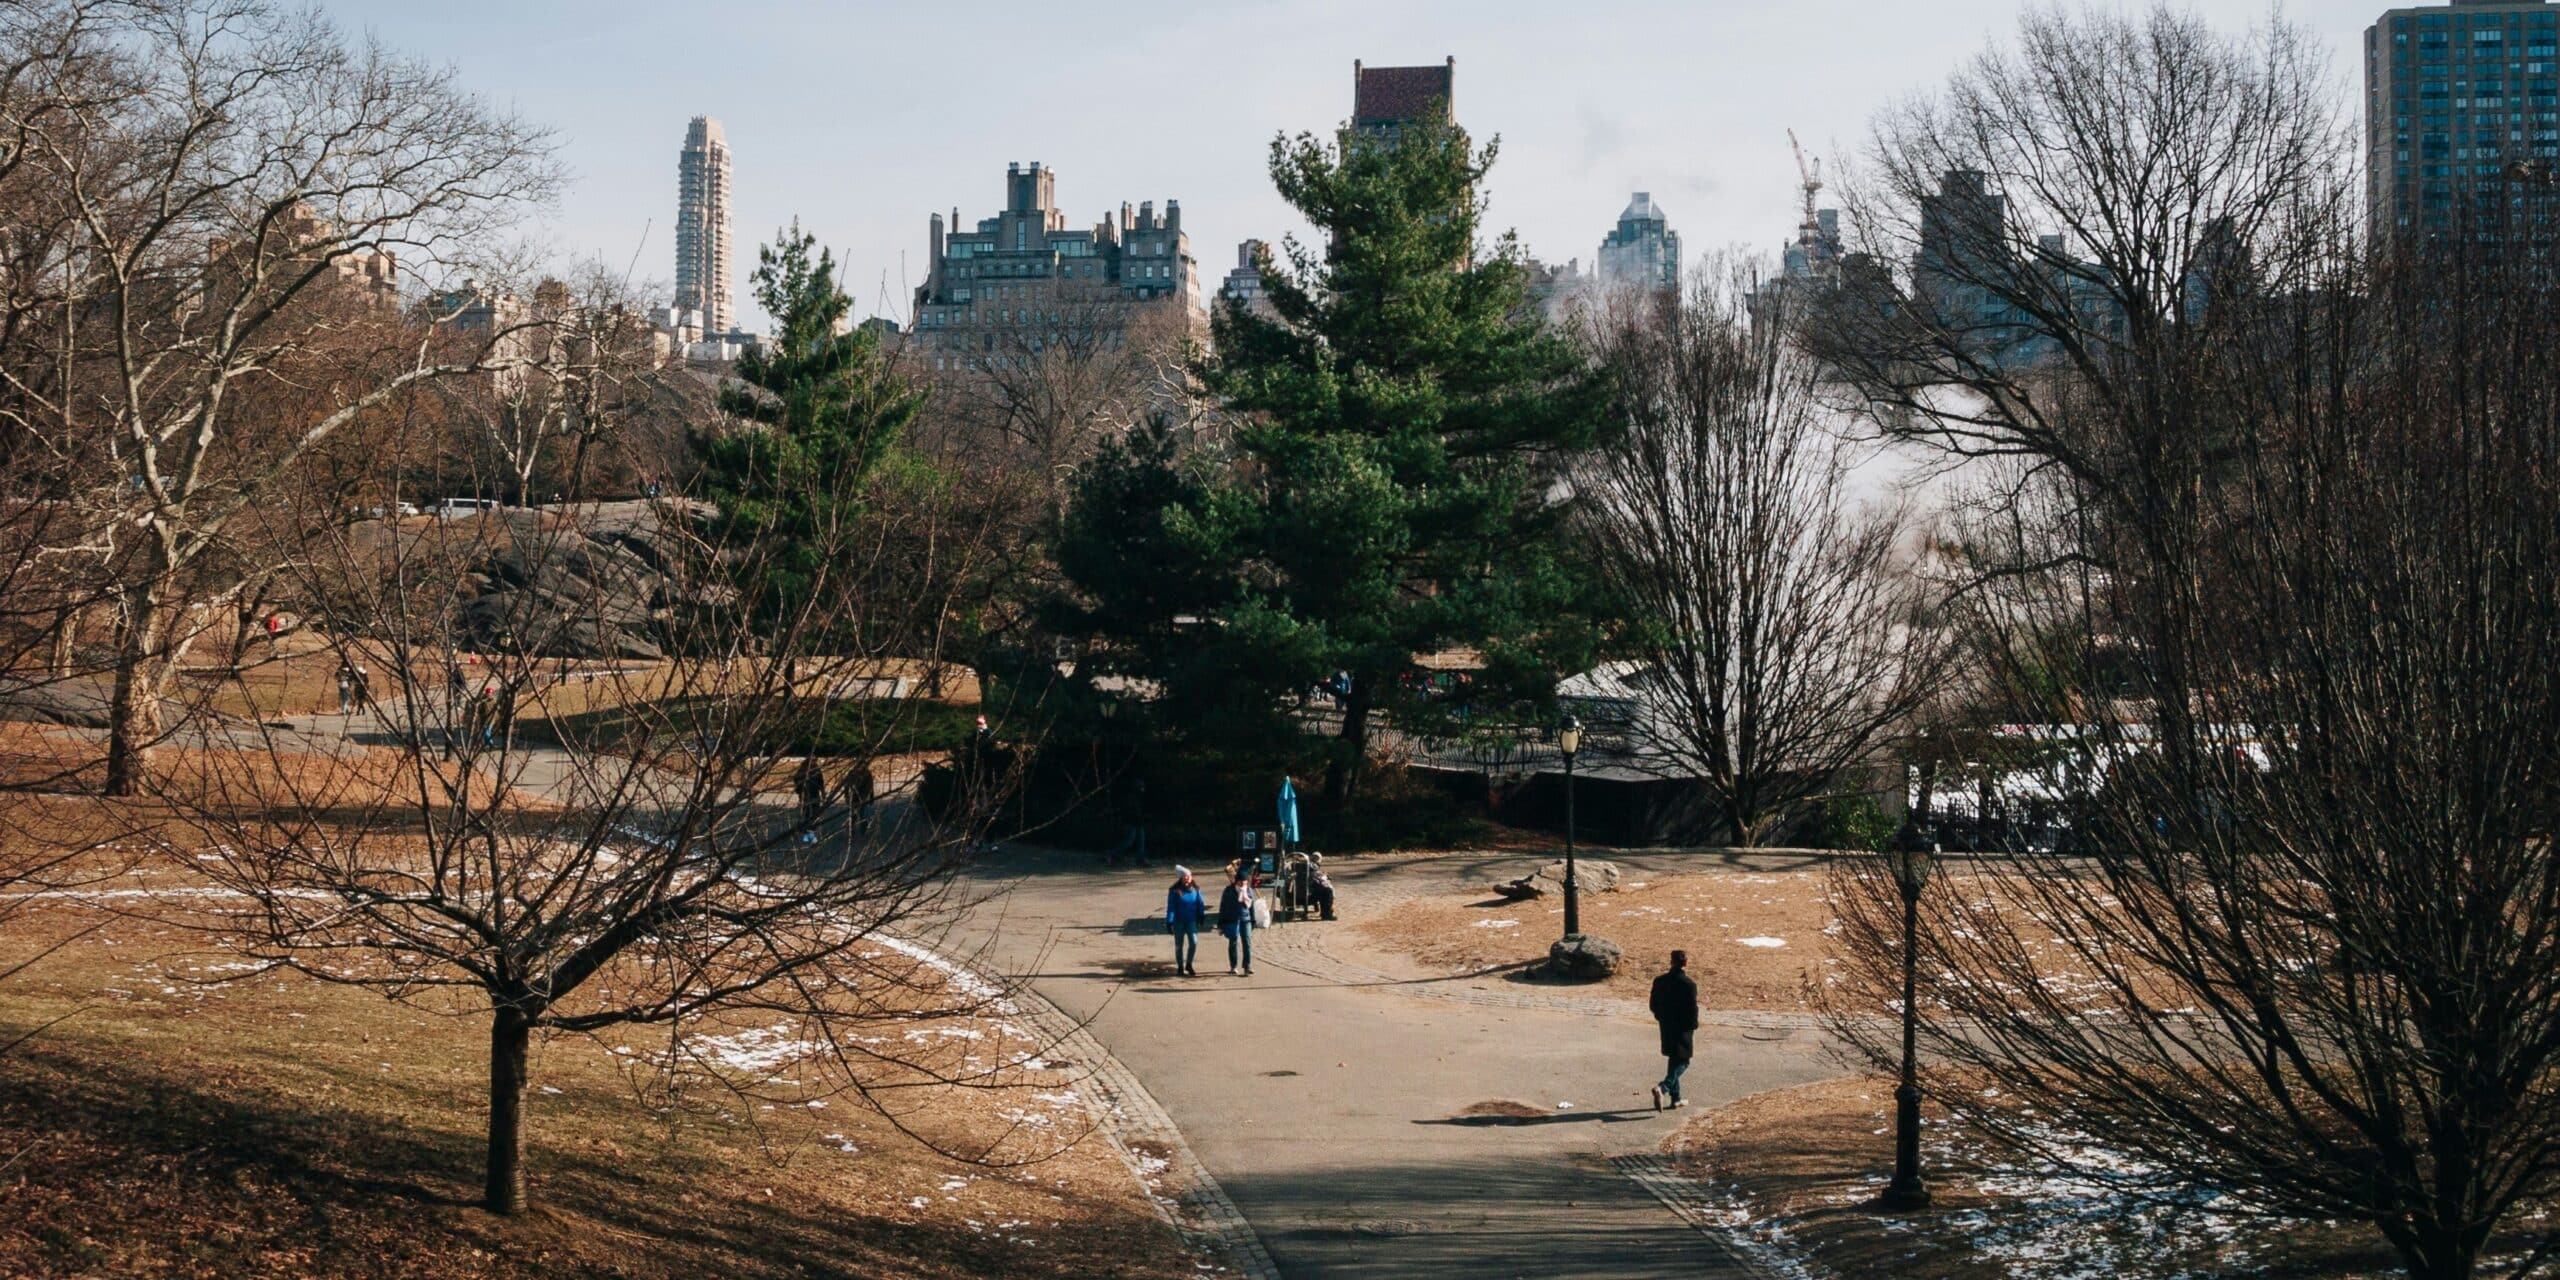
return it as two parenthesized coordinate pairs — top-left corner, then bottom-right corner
(1352, 58), (1454, 138)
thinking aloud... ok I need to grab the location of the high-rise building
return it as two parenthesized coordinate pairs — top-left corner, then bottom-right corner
(1595, 192), (1682, 291)
(674, 116), (733, 338)
(1782, 207), (1842, 283)
(2366, 0), (2560, 241)
(1220, 240), (1279, 321)
(1352, 58), (1455, 140)
(1346, 59), (1466, 267)
(905, 162), (1203, 368)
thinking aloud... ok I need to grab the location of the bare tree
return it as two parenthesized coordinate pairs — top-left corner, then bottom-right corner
(163, 443), (1027, 1215)
(143, 229), (1049, 1215)
(912, 291), (1201, 536)
(433, 263), (703, 507)
(1822, 9), (2560, 1278)
(0, 0), (557, 794)
(1578, 266), (1942, 845)
(1810, 3), (2350, 512)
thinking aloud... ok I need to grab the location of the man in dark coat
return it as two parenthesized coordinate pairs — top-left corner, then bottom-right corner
(1649, 949), (1700, 1111)
(795, 756), (827, 844)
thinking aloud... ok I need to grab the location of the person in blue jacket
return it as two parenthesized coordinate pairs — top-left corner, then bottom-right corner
(1218, 869), (1256, 976)
(1164, 866), (1207, 977)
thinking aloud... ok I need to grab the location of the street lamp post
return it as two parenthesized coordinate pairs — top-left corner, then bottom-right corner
(1099, 696), (1141, 863)
(1559, 714), (1583, 938)
(1879, 820), (1937, 1211)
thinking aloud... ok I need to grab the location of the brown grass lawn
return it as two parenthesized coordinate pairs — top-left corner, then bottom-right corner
(0, 780), (1189, 1278)
(1665, 1078), (2404, 1279)
(177, 645), (980, 725)
(1354, 868), (1840, 1011)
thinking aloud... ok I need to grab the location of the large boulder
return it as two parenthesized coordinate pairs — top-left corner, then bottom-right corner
(1544, 933), (1623, 981)
(451, 503), (685, 659)
(1491, 858), (1623, 900)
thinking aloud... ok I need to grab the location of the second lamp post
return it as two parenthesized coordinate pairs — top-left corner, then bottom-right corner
(1879, 821), (1937, 1210)
(1559, 713), (1582, 937)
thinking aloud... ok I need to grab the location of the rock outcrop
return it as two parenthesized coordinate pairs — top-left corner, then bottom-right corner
(1544, 933), (1623, 981)
(1491, 858), (1623, 901)
(450, 502), (700, 660)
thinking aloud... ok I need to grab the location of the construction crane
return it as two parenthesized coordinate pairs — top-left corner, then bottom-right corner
(1786, 129), (1824, 247)
(1785, 129), (1834, 280)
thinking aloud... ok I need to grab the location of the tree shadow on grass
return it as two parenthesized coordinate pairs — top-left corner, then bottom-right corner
(0, 1037), (1183, 1280)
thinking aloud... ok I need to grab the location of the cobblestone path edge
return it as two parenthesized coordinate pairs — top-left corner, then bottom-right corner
(1007, 983), (1283, 1280)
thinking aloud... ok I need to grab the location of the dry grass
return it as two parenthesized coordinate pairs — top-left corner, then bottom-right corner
(1353, 861), (2146, 1017)
(171, 644), (978, 727)
(1663, 1077), (2402, 1279)
(1353, 868), (1839, 1011)
(0, 779), (1190, 1279)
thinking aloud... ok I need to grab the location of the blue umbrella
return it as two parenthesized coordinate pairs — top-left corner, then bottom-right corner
(1277, 777), (1300, 847)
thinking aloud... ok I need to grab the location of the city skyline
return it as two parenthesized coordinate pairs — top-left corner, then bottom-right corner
(320, 0), (2391, 332)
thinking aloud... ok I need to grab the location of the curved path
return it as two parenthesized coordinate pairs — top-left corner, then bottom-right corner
(952, 846), (1842, 1279)
(239, 704), (1839, 1277)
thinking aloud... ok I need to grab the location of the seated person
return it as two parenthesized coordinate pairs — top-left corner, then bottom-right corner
(1308, 853), (1336, 921)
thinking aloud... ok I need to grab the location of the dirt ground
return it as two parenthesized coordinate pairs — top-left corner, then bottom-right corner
(1355, 867), (1841, 1011)
(1665, 1077), (2404, 1279)
(0, 772), (1192, 1279)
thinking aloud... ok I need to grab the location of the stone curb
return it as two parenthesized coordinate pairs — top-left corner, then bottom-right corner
(1007, 987), (1282, 1280)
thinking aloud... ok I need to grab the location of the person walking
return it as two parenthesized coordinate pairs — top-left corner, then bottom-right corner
(1218, 870), (1257, 976)
(846, 757), (877, 837)
(795, 756), (827, 845)
(335, 662), (356, 716)
(1164, 866), (1207, 976)
(1649, 949), (1700, 1111)
(350, 665), (373, 716)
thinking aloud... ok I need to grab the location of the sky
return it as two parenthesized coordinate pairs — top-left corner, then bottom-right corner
(317, 0), (2393, 332)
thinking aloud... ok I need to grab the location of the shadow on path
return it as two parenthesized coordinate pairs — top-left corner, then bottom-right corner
(1221, 1152), (1756, 1279)
(1413, 1107), (1658, 1128)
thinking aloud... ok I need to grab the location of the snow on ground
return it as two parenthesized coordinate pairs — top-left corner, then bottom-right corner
(1681, 1178), (1825, 1280)
(1737, 936), (1787, 948)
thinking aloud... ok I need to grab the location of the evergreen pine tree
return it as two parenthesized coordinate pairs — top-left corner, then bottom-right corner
(692, 223), (922, 638)
(1062, 115), (1606, 808)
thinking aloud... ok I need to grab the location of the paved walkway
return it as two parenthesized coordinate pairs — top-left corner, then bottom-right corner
(224, 706), (1842, 1277)
(950, 847), (1843, 1279)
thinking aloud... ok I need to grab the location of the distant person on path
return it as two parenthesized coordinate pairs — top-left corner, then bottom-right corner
(335, 662), (356, 715)
(351, 665), (373, 715)
(846, 757), (876, 836)
(1218, 870), (1256, 976)
(1649, 949), (1700, 1111)
(795, 756), (826, 844)
(1308, 852), (1337, 921)
(1164, 866), (1207, 977)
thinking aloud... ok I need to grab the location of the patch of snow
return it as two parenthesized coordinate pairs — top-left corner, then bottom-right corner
(1737, 936), (1787, 948)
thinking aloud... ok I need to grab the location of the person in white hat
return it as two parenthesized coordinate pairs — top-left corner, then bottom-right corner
(1164, 866), (1207, 976)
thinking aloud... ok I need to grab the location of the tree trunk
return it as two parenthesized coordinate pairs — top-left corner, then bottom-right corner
(484, 1011), (532, 1215)
(1324, 677), (1372, 809)
(48, 607), (74, 677)
(1727, 799), (1764, 850)
(2406, 1229), (2480, 1280)
(104, 589), (169, 798)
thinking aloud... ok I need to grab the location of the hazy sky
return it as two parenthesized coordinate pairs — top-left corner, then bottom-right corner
(318, 0), (2388, 331)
